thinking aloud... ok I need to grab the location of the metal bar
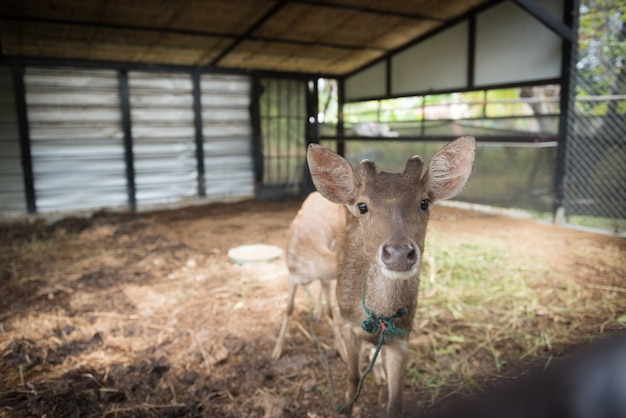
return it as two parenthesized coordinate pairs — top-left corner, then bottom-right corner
(343, 113), (560, 123)
(0, 56), (339, 81)
(192, 70), (206, 197)
(385, 58), (392, 97)
(420, 96), (426, 137)
(277, 80), (283, 185)
(11, 65), (36, 213)
(342, 78), (562, 103)
(266, 79), (273, 185)
(250, 76), (264, 189)
(320, 134), (558, 143)
(553, 0), (579, 222)
(337, 78), (346, 157)
(292, 0), (445, 21)
(118, 70), (137, 212)
(512, 0), (576, 42)
(303, 78), (319, 195)
(312, 79), (320, 143)
(467, 15), (476, 89)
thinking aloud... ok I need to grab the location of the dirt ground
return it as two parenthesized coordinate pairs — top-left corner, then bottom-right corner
(0, 199), (625, 417)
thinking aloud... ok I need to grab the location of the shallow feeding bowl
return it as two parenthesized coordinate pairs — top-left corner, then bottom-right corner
(228, 244), (283, 264)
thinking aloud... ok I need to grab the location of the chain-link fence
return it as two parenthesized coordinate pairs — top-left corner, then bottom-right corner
(562, 2), (626, 233)
(564, 84), (626, 225)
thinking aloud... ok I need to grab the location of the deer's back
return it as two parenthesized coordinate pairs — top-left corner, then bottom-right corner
(285, 192), (346, 284)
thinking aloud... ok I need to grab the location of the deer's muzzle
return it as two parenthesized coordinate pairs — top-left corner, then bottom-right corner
(379, 241), (419, 280)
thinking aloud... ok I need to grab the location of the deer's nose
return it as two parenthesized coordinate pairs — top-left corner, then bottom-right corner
(381, 242), (418, 271)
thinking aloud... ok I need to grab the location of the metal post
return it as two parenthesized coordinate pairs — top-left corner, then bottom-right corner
(337, 78), (345, 157)
(250, 76), (264, 191)
(306, 79), (319, 145)
(192, 70), (206, 197)
(302, 78), (319, 196)
(119, 70), (137, 212)
(467, 15), (476, 89)
(12, 65), (36, 213)
(553, 0), (579, 224)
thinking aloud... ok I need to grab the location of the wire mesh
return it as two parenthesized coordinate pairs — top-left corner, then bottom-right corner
(564, 79), (626, 222)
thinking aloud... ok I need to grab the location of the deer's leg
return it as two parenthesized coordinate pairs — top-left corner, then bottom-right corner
(383, 340), (408, 417)
(320, 279), (333, 319)
(329, 283), (348, 362)
(312, 281), (326, 321)
(272, 280), (298, 360)
(343, 327), (362, 417)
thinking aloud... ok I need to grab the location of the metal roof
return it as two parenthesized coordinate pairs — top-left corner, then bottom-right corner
(0, 0), (497, 76)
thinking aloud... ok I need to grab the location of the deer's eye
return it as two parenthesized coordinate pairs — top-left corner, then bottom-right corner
(420, 199), (431, 211)
(357, 202), (368, 214)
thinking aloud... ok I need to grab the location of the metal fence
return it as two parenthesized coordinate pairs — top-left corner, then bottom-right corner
(563, 78), (626, 230)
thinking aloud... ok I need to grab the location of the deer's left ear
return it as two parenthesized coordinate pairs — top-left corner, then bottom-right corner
(423, 136), (476, 202)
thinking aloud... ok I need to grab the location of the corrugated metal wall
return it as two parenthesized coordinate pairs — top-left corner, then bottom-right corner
(3, 66), (255, 216)
(0, 67), (26, 213)
(200, 74), (254, 198)
(129, 71), (197, 208)
(25, 67), (128, 213)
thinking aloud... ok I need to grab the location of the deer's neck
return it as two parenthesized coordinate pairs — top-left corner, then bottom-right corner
(363, 264), (420, 319)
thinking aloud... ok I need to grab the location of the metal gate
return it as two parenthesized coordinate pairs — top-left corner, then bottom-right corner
(256, 77), (317, 200)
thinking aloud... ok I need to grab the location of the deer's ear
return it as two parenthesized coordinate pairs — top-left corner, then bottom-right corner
(423, 136), (476, 202)
(307, 144), (359, 205)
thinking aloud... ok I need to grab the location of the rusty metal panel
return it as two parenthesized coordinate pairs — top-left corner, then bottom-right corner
(25, 67), (128, 213)
(0, 66), (26, 214)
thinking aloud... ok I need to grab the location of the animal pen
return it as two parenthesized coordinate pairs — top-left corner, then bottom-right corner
(0, 0), (625, 417)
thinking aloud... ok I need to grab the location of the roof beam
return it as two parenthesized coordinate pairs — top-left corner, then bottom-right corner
(0, 15), (237, 40)
(512, 0), (575, 42)
(292, 0), (445, 22)
(210, 0), (288, 66)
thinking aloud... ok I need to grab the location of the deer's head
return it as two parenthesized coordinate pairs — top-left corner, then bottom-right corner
(307, 136), (476, 280)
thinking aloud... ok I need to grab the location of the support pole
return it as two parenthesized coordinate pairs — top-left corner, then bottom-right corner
(119, 70), (137, 212)
(553, 0), (579, 224)
(192, 70), (206, 197)
(337, 78), (346, 157)
(12, 65), (36, 214)
(250, 75), (264, 193)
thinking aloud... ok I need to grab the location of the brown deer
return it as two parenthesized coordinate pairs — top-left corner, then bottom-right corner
(272, 191), (347, 360)
(307, 136), (476, 417)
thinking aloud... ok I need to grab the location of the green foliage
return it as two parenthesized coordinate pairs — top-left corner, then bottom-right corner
(577, 0), (625, 98)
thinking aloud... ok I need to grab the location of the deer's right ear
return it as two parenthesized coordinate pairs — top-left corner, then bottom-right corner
(307, 144), (359, 205)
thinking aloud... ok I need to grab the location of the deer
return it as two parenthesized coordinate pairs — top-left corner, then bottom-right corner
(272, 191), (348, 360)
(306, 136), (476, 417)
